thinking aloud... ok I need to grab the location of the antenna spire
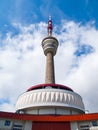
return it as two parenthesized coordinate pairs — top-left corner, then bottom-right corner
(48, 16), (53, 36)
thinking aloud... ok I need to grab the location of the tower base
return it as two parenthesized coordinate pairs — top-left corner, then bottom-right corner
(16, 84), (85, 115)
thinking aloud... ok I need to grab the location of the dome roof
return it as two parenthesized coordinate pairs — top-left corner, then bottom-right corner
(16, 84), (85, 115)
(27, 84), (73, 92)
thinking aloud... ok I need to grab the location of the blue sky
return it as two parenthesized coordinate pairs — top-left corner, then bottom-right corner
(0, 0), (98, 29)
(0, 0), (98, 113)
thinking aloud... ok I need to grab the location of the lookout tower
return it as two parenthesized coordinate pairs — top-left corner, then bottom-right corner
(16, 18), (85, 115)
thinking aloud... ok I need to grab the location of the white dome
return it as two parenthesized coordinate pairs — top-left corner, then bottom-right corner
(16, 85), (85, 115)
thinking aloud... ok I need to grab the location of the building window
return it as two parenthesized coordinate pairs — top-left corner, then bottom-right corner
(80, 125), (89, 130)
(13, 128), (22, 130)
(4, 120), (11, 126)
(92, 121), (97, 126)
(13, 124), (22, 130)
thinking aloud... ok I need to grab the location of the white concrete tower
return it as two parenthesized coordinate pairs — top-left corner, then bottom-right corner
(42, 16), (58, 84)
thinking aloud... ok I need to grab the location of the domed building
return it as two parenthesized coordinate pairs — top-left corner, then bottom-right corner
(16, 83), (84, 115)
(16, 17), (84, 115)
(0, 18), (98, 130)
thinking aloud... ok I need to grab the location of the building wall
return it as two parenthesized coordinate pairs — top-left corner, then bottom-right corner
(0, 119), (12, 130)
(25, 107), (81, 115)
(0, 118), (32, 130)
(39, 108), (55, 114)
(32, 122), (71, 130)
(24, 121), (32, 130)
(26, 109), (38, 114)
(90, 126), (98, 130)
(78, 120), (98, 130)
(1, 117), (98, 130)
(71, 122), (78, 130)
(12, 120), (24, 130)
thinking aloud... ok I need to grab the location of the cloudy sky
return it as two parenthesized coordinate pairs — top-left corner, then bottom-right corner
(0, 0), (98, 113)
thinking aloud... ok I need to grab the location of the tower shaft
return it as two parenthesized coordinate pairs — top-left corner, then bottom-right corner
(45, 52), (55, 84)
(42, 36), (58, 84)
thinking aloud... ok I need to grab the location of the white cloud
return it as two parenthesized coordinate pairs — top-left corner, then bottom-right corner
(56, 20), (98, 112)
(0, 20), (98, 113)
(0, 102), (15, 112)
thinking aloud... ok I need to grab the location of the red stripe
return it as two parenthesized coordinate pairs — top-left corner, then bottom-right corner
(0, 112), (98, 121)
